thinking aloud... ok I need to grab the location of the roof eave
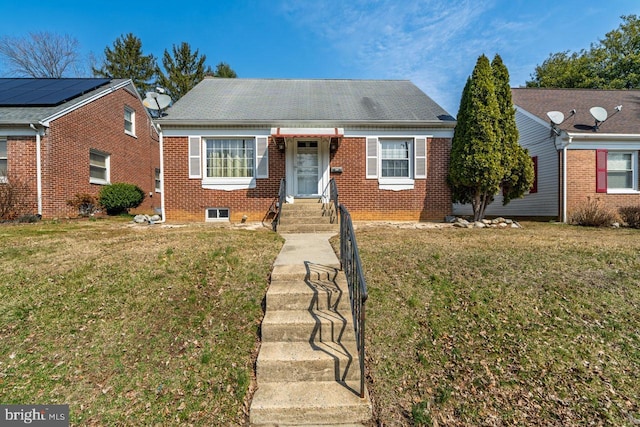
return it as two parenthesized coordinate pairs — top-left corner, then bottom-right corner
(156, 119), (457, 128)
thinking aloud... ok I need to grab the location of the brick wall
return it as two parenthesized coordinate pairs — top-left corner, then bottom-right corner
(331, 137), (452, 221)
(163, 136), (284, 222)
(163, 135), (452, 222)
(29, 86), (161, 218)
(566, 149), (640, 218)
(5, 136), (38, 215)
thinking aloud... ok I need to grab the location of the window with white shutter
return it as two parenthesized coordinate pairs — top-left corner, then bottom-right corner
(414, 137), (427, 179)
(366, 137), (378, 179)
(256, 136), (269, 178)
(189, 136), (201, 178)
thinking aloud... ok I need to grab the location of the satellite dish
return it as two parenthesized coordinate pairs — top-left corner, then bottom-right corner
(546, 111), (565, 125)
(143, 92), (172, 111)
(590, 106), (608, 123)
(156, 94), (171, 109)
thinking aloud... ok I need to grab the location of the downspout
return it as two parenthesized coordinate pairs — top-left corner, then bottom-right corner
(562, 145), (568, 223)
(157, 123), (166, 223)
(29, 123), (43, 217)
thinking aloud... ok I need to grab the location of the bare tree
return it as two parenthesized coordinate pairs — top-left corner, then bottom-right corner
(0, 32), (81, 78)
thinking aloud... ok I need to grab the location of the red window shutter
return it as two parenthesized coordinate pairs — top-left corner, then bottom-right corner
(596, 149), (607, 193)
(530, 156), (538, 193)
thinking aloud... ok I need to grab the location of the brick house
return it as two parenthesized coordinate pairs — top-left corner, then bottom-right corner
(156, 78), (455, 223)
(453, 88), (640, 222)
(0, 78), (161, 219)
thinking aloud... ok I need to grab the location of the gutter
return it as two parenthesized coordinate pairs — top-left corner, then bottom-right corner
(29, 123), (43, 217)
(155, 118), (457, 129)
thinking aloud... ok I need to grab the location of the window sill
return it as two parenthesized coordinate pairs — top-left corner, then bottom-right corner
(125, 131), (137, 138)
(202, 178), (256, 191)
(378, 178), (414, 191)
(606, 189), (640, 194)
(90, 179), (109, 185)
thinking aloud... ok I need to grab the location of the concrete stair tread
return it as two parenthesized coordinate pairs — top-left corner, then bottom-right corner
(262, 309), (356, 343)
(250, 381), (372, 426)
(267, 279), (350, 311)
(277, 225), (339, 234)
(257, 341), (361, 382)
(258, 340), (359, 363)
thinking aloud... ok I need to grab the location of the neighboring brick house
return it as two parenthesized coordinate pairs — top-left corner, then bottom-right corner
(0, 78), (161, 219)
(453, 88), (640, 222)
(156, 78), (455, 223)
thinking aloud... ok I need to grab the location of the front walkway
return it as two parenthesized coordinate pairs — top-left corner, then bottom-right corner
(249, 233), (372, 426)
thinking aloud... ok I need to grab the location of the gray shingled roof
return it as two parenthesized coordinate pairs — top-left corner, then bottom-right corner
(158, 78), (455, 126)
(513, 87), (640, 135)
(0, 79), (130, 125)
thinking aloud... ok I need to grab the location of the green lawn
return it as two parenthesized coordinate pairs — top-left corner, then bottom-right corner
(353, 222), (640, 426)
(1, 220), (639, 426)
(0, 219), (283, 425)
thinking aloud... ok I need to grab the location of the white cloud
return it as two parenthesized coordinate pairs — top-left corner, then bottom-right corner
(278, 0), (503, 113)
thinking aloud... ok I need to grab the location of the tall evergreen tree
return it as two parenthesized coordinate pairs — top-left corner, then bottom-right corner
(156, 42), (209, 101)
(492, 54), (534, 205)
(448, 54), (503, 221)
(449, 54), (533, 221)
(213, 62), (237, 78)
(92, 33), (156, 94)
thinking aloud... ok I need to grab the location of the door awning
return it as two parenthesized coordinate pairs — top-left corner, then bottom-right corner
(270, 127), (344, 138)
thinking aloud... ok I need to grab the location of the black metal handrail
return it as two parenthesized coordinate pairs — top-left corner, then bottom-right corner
(275, 178), (286, 230)
(338, 203), (368, 398)
(329, 178), (339, 223)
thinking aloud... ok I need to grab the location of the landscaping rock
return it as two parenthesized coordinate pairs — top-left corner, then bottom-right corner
(456, 218), (470, 227)
(447, 216), (522, 229)
(133, 214), (151, 224)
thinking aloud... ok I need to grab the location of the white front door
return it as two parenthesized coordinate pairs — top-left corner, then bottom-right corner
(295, 141), (319, 196)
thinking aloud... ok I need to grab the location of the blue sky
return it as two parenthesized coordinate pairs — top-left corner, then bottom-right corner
(1, 1), (639, 114)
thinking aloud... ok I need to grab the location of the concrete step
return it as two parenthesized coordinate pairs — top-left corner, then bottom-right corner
(279, 215), (334, 224)
(261, 309), (355, 343)
(256, 341), (361, 382)
(277, 223), (339, 233)
(250, 381), (372, 426)
(270, 265), (343, 282)
(266, 280), (351, 312)
(281, 202), (324, 211)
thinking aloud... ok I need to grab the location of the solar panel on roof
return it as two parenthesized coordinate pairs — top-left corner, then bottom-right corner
(0, 78), (111, 106)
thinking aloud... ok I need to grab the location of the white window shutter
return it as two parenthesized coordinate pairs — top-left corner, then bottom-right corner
(189, 136), (201, 178)
(414, 137), (427, 179)
(366, 137), (378, 178)
(256, 136), (269, 178)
